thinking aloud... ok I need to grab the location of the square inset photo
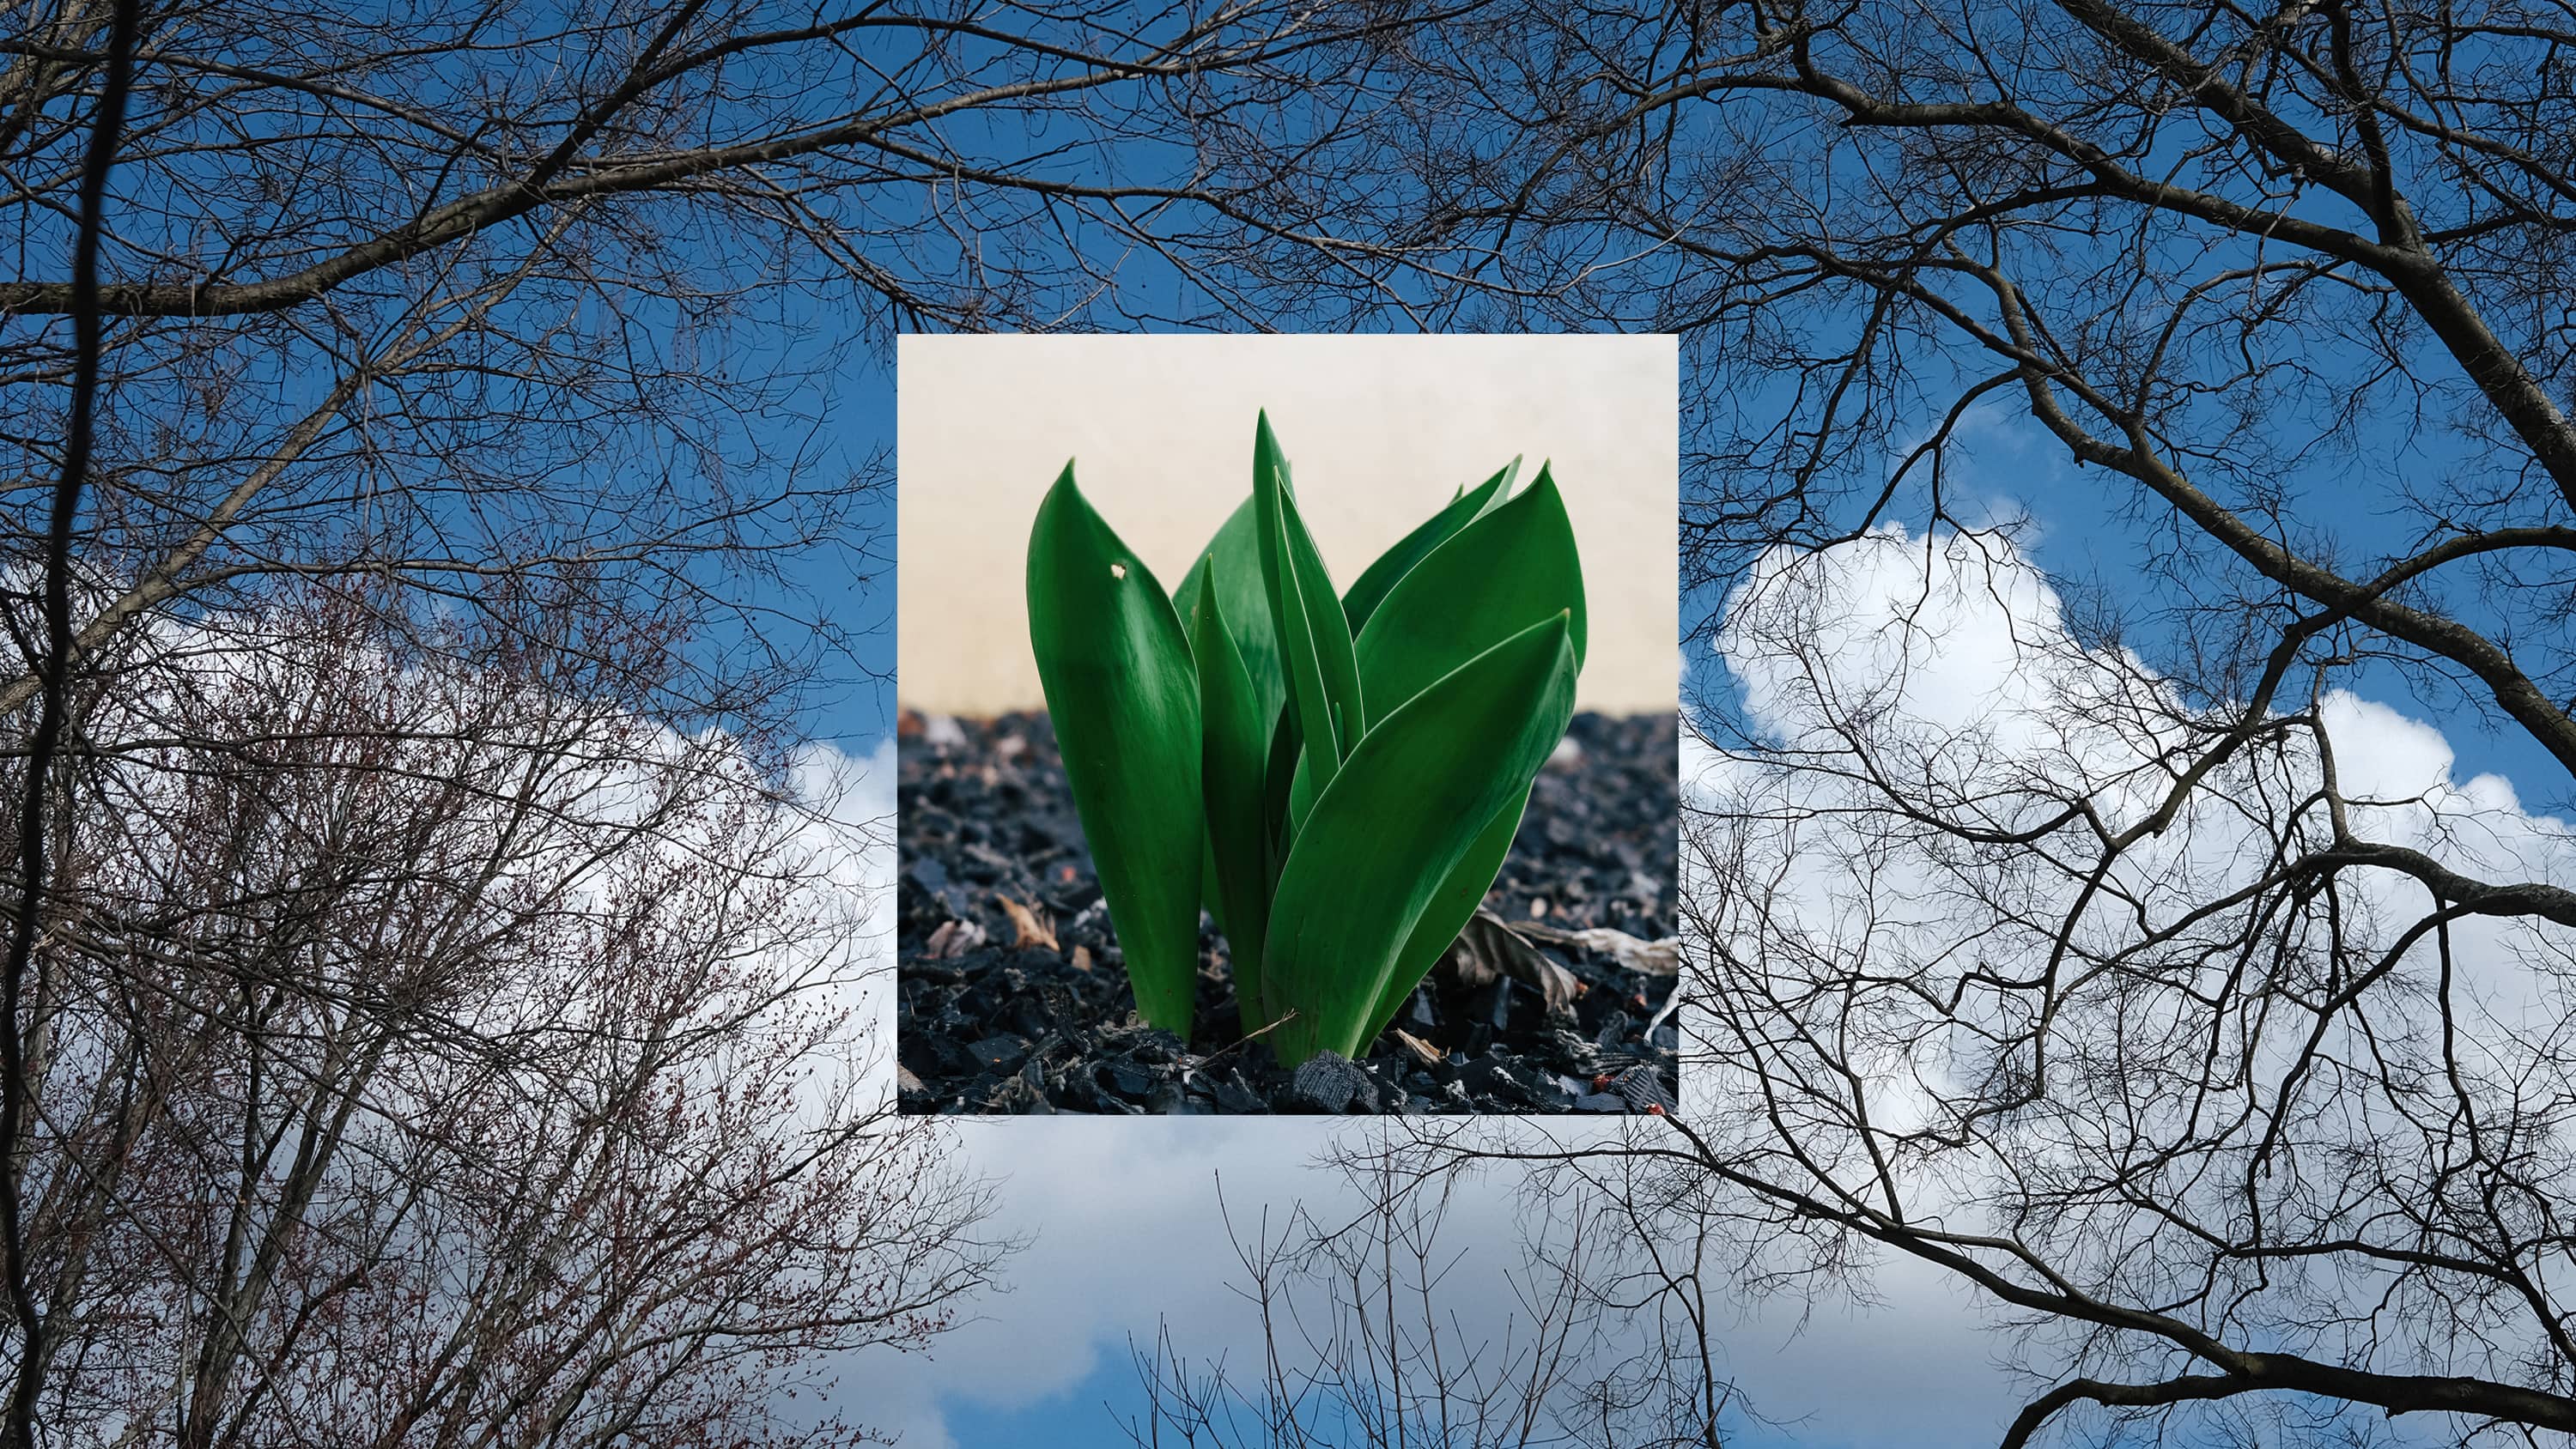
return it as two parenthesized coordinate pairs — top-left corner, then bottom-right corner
(895, 334), (1679, 1114)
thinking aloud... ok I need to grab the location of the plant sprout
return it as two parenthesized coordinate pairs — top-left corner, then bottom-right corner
(1027, 412), (1584, 1066)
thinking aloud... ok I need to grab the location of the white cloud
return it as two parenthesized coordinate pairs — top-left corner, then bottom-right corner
(1681, 522), (2576, 1425)
(46, 602), (963, 1446)
(1704, 524), (2576, 998)
(781, 733), (902, 1104)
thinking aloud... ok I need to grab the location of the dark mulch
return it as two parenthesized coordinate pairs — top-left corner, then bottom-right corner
(895, 708), (1679, 1115)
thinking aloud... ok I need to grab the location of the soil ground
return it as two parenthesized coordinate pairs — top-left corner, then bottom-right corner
(896, 709), (1680, 1114)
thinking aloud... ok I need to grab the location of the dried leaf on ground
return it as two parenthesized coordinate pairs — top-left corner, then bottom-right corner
(1391, 1028), (1443, 1067)
(1437, 907), (1581, 1014)
(996, 893), (1060, 950)
(924, 918), (987, 960)
(1510, 919), (1680, 975)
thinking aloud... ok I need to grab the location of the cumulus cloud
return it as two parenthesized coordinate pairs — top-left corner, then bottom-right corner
(28, 590), (981, 1447)
(1691, 524), (2576, 1024)
(781, 732), (902, 1100)
(1678, 523), (2576, 1430)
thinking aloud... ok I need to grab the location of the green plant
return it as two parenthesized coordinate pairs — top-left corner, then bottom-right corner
(1026, 412), (1585, 1066)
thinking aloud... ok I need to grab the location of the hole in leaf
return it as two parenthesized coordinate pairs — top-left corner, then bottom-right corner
(1109, 562), (1127, 579)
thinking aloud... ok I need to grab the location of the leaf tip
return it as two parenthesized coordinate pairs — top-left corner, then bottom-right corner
(1038, 460), (1090, 520)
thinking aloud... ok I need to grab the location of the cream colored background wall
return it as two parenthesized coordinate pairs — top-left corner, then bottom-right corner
(896, 333), (1678, 715)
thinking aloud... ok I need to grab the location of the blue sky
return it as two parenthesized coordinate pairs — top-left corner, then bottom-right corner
(933, 1356), (1851, 1449)
(935, 1358), (1164, 1449)
(817, 343), (900, 750)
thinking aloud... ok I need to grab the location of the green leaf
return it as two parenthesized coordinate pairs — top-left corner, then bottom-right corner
(1261, 612), (1580, 1064)
(1185, 555), (1273, 1038)
(1325, 467), (1589, 1042)
(1253, 412), (1364, 791)
(1170, 496), (1284, 734)
(1353, 785), (1529, 1046)
(1340, 456), (1520, 634)
(1352, 464), (1588, 722)
(1285, 459), (1577, 845)
(1025, 464), (1203, 1034)
(1262, 704), (1303, 864)
(1173, 496), (1287, 935)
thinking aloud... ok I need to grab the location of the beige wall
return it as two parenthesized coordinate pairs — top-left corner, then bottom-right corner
(897, 333), (1678, 714)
